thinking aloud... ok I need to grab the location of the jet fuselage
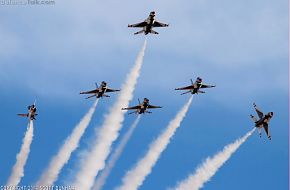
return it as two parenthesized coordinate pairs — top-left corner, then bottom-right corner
(144, 15), (155, 35)
(190, 82), (202, 94)
(138, 102), (149, 114)
(254, 114), (273, 127)
(96, 83), (108, 98)
(27, 105), (37, 120)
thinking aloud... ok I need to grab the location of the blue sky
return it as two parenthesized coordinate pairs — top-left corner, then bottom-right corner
(0, 0), (288, 189)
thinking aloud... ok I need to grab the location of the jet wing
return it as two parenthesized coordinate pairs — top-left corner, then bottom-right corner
(148, 104), (162, 109)
(80, 89), (99, 94)
(106, 88), (121, 93)
(200, 84), (216, 88)
(254, 106), (264, 119)
(152, 21), (169, 27)
(17, 114), (28, 117)
(263, 123), (271, 139)
(128, 21), (147, 28)
(175, 85), (194, 90)
(122, 105), (141, 110)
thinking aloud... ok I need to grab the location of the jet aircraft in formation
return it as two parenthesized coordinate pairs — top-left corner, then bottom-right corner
(17, 101), (37, 120)
(16, 11), (275, 140)
(122, 98), (162, 114)
(175, 77), (216, 95)
(128, 11), (169, 35)
(250, 103), (274, 140)
(80, 81), (120, 99)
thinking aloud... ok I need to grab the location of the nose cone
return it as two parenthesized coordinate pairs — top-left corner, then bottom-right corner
(144, 98), (149, 102)
(150, 11), (156, 16)
(270, 112), (274, 116)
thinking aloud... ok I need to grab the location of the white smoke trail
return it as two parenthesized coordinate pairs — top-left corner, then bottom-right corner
(93, 115), (141, 190)
(7, 120), (34, 185)
(172, 128), (255, 190)
(36, 99), (99, 186)
(73, 40), (147, 190)
(116, 96), (193, 190)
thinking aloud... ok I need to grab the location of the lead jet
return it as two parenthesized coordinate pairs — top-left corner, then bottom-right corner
(80, 81), (120, 99)
(175, 77), (216, 95)
(128, 11), (169, 35)
(250, 103), (274, 140)
(17, 101), (37, 120)
(122, 98), (162, 114)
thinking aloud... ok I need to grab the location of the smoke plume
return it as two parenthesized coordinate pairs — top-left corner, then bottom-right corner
(36, 100), (99, 186)
(7, 120), (34, 185)
(93, 115), (141, 190)
(172, 128), (255, 190)
(116, 96), (193, 190)
(73, 40), (147, 190)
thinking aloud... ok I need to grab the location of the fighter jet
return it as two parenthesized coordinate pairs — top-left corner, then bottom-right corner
(80, 81), (120, 99)
(122, 98), (162, 114)
(250, 103), (274, 140)
(128, 11), (169, 35)
(175, 77), (216, 95)
(17, 102), (37, 120)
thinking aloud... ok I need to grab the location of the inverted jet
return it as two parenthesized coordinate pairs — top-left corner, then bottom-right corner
(17, 101), (37, 120)
(80, 81), (120, 99)
(122, 98), (162, 114)
(175, 77), (216, 95)
(128, 11), (169, 35)
(250, 103), (274, 140)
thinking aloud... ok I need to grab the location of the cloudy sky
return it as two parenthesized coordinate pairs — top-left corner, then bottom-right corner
(0, 0), (288, 189)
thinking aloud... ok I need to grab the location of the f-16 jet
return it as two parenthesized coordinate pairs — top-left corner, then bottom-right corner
(250, 103), (274, 140)
(17, 102), (37, 120)
(122, 98), (162, 114)
(128, 11), (169, 35)
(175, 77), (216, 95)
(80, 81), (120, 99)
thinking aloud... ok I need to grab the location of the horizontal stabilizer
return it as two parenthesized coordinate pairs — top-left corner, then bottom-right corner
(128, 111), (137, 115)
(150, 29), (159, 34)
(103, 94), (110, 98)
(181, 91), (191, 95)
(86, 94), (96, 99)
(17, 114), (28, 117)
(134, 29), (145, 35)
